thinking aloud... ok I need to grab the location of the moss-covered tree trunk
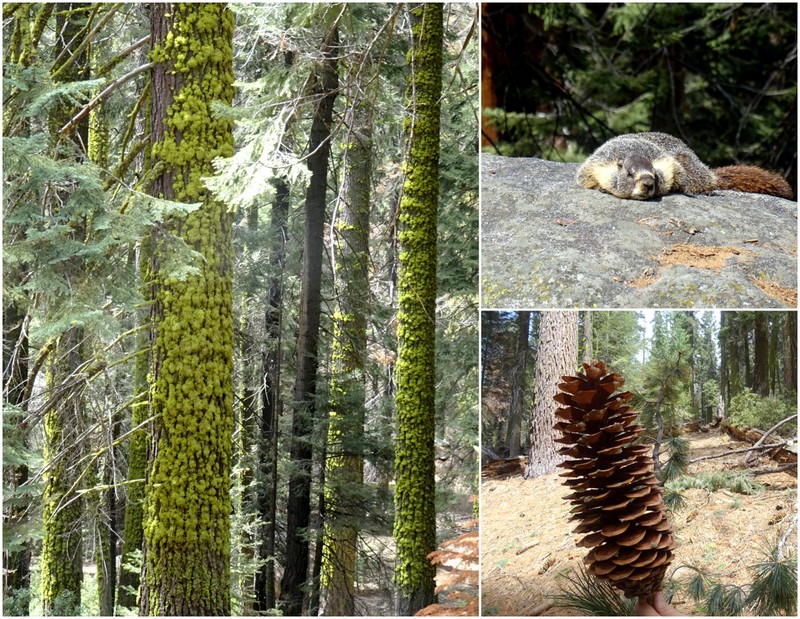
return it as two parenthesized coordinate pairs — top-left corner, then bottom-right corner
(41, 330), (86, 617)
(139, 4), (235, 615)
(320, 89), (373, 615)
(393, 4), (443, 615)
(279, 16), (339, 616)
(40, 4), (90, 615)
(85, 57), (118, 617)
(117, 32), (152, 610)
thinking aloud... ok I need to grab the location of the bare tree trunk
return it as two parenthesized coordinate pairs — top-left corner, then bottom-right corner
(753, 313), (769, 396)
(506, 312), (530, 458)
(783, 312), (797, 394)
(254, 175), (289, 613)
(582, 311), (593, 363)
(280, 17), (339, 615)
(524, 311), (578, 479)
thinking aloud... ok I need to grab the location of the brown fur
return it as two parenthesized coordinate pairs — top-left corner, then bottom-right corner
(713, 165), (794, 200)
(577, 133), (794, 201)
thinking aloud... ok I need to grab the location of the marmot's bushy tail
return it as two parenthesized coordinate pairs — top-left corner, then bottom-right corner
(713, 165), (793, 200)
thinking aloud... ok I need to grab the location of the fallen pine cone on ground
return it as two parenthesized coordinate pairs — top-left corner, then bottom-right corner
(553, 360), (677, 598)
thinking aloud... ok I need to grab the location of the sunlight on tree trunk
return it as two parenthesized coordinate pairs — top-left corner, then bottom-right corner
(524, 311), (578, 479)
(321, 86), (373, 616)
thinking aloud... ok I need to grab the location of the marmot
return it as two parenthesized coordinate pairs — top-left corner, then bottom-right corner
(576, 132), (793, 200)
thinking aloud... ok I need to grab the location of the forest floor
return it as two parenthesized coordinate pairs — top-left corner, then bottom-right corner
(481, 428), (797, 616)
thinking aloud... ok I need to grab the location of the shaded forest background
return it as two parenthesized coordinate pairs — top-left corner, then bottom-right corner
(3, 3), (478, 616)
(481, 3), (797, 195)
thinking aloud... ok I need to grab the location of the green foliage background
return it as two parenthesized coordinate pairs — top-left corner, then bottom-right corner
(482, 3), (796, 192)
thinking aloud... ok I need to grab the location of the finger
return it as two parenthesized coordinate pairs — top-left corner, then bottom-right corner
(635, 600), (660, 616)
(652, 592), (685, 616)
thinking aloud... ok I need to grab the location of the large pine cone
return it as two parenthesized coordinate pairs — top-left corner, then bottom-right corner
(554, 360), (677, 598)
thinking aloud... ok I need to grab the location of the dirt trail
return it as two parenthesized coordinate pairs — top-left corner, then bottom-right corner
(481, 428), (797, 616)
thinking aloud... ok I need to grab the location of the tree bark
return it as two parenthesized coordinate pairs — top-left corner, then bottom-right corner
(41, 5), (90, 614)
(2, 296), (31, 612)
(524, 311), (578, 479)
(139, 5), (235, 615)
(506, 312), (530, 458)
(393, 5), (443, 614)
(280, 16), (339, 615)
(753, 313), (769, 396)
(321, 74), (373, 616)
(582, 310), (593, 363)
(254, 175), (289, 613)
(783, 312), (797, 395)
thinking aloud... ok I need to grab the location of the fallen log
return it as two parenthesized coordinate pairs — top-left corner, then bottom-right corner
(720, 419), (797, 464)
(745, 414), (797, 464)
(481, 455), (526, 479)
(689, 441), (788, 464)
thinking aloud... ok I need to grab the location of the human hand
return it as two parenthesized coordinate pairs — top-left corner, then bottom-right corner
(634, 592), (685, 616)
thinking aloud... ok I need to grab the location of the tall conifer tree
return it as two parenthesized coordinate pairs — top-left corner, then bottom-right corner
(139, 4), (235, 614)
(280, 10), (339, 615)
(321, 78), (373, 616)
(393, 4), (443, 615)
(40, 4), (90, 614)
(524, 311), (578, 479)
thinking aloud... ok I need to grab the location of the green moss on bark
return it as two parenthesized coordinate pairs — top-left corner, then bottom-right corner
(321, 92), (372, 615)
(140, 4), (235, 615)
(40, 332), (84, 617)
(40, 6), (88, 614)
(393, 3), (443, 616)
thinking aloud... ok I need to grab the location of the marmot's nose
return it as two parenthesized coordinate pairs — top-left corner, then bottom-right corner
(640, 176), (654, 191)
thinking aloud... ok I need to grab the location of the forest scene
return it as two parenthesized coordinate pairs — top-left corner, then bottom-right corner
(481, 3), (797, 195)
(3, 3), (479, 617)
(481, 310), (797, 616)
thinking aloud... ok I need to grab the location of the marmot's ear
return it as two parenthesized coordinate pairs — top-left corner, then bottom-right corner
(615, 159), (624, 168)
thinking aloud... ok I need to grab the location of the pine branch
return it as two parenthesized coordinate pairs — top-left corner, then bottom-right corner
(51, 3), (120, 81)
(97, 34), (150, 77)
(746, 463), (796, 477)
(106, 137), (148, 192)
(689, 441), (789, 463)
(21, 337), (57, 411)
(59, 62), (154, 136)
(777, 518), (796, 561)
(18, 4), (54, 67)
(119, 80), (151, 162)
(744, 414), (797, 464)
(50, 4), (101, 74)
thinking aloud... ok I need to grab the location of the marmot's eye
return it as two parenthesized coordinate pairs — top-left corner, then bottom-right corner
(627, 169), (635, 178)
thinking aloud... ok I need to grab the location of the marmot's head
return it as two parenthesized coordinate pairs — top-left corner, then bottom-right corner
(616, 154), (658, 200)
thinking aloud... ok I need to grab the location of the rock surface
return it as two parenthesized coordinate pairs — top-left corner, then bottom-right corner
(481, 155), (797, 308)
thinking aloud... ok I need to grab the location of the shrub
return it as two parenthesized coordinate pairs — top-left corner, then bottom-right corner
(728, 390), (796, 437)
